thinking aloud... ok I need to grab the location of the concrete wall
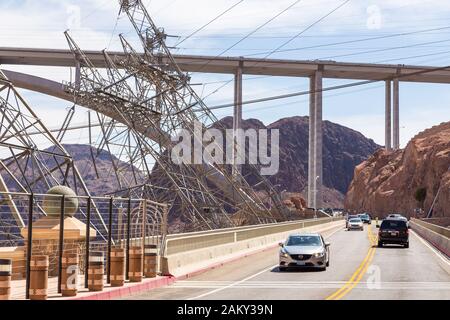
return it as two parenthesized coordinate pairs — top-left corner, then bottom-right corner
(161, 217), (344, 277)
(410, 218), (450, 257)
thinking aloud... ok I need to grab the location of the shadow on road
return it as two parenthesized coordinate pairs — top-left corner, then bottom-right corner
(270, 266), (325, 273)
(376, 245), (409, 249)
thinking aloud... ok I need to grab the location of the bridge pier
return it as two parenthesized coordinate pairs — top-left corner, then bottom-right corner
(308, 69), (323, 209)
(232, 60), (243, 179)
(393, 78), (400, 150)
(385, 80), (392, 151)
(308, 75), (316, 208)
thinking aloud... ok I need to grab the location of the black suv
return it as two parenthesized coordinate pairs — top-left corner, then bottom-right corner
(377, 218), (409, 248)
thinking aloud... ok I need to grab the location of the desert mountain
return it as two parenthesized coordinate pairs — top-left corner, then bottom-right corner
(345, 121), (450, 218)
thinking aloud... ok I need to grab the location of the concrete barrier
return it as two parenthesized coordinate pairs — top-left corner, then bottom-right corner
(161, 217), (344, 277)
(410, 218), (450, 257)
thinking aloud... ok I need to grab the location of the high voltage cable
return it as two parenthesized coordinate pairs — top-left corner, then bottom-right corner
(175, 0), (245, 47)
(204, 63), (450, 111)
(192, 0), (304, 74)
(263, 0), (351, 59)
(319, 38), (450, 60)
(244, 25), (450, 57)
(200, 0), (351, 102)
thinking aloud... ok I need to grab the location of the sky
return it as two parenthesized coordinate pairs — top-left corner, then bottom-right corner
(1, 0), (450, 148)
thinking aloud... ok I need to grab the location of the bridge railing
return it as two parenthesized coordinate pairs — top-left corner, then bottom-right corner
(410, 218), (450, 258)
(165, 217), (340, 255)
(411, 218), (450, 238)
(161, 217), (344, 276)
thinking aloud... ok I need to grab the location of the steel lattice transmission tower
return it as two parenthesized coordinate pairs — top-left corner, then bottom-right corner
(0, 70), (108, 240)
(61, 0), (289, 230)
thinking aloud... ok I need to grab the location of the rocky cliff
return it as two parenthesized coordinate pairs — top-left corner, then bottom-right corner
(216, 116), (380, 203)
(345, 122), (450, 218)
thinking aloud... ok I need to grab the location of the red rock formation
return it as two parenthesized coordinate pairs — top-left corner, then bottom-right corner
(345, 122), (450, 218)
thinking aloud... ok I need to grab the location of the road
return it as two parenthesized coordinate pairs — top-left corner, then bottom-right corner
(123, 224), (450, 300)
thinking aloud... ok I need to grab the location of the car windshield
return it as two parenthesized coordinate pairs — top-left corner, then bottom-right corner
(287, 235), (322, 246)
(349, 218), (362, 223)
(359, 214), (368, 219)
(381, 220), (407, 230)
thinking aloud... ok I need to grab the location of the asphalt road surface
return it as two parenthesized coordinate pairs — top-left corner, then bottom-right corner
(123, 223), (450, 300)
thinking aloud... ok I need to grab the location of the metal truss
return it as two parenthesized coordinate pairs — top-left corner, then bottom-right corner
(0, 70), (109, 238)
(58, 0), (290, 231)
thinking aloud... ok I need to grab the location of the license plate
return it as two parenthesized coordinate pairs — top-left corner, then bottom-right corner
(296, 261), (306, 266)
(390, 232), (397, 236)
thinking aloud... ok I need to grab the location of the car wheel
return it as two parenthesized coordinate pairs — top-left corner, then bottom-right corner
(404, 242), (409, 248)
(320, 266), (327, 272)
(279, 266), (287, 272)
(378, 241), (383, 248)
(326, 260), (330, 267)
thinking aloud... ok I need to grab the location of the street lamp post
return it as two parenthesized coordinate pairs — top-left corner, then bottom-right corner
(313, 175), (320, 219)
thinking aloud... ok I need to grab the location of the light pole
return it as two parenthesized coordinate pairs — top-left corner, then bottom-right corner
(314, 175), (320, 219)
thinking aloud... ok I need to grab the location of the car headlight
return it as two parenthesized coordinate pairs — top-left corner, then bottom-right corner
(280, 249), (289, 258)
(313, 251), (325, 258)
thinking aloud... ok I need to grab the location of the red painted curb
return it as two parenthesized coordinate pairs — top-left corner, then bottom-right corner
(68, 276), (176, 300)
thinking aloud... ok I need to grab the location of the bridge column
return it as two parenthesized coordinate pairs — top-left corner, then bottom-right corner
(232, 60), (243, 179)
(393, 78), (400, 150)
(385, 80), (392, 151)
(307, 75), (316, 208)
(313, 69), (323, 210)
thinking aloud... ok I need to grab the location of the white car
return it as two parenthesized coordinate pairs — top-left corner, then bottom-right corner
(347, 218), (364, 231)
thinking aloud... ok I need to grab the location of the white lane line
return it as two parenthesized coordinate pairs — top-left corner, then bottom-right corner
(188, 263), (279, 300)
(411, 230), (450, 266)
(188, 225), (344, 300)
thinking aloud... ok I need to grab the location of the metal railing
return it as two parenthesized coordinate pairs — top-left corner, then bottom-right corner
(0, 190), (168, 299)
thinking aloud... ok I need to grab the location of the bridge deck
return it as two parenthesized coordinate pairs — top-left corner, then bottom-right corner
(2, 47), (450, 83)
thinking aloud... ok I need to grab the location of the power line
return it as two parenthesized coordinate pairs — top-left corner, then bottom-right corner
(203, 63), (450, 111)
(191, 0), (303, 75)
(263, 0), (351, 59)
(200, 0), (351, 104)
(243, 25), (450, 57)
(318, 38), (450, 60)
(175, 0), (245, 47)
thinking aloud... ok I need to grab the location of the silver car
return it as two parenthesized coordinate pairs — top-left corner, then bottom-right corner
(347, 218), (364, 231)
(279, 233), (330, 271)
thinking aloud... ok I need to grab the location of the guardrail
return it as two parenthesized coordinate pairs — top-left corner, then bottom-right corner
(411, 218), (450, 238)
(410, 218), (450, 257)
(165, 217), (341, 255)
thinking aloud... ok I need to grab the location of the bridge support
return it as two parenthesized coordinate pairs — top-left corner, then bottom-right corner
(393, 78), (400, 150)
(308, 69), (323, 209)
(308, 76), (316, 208)
(385, 80), (392, 151)
(232, 60), (243, 179)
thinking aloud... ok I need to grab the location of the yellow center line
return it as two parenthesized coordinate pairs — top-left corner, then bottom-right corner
(325, 223), (377, 300)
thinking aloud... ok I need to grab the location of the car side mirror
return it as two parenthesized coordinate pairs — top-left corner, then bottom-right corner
(279, 242), (284, 247)
(376, 225), (380, 228)
(325, 242), (331, 247)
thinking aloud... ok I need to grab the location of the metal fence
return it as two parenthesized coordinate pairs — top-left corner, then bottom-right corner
(0, 191), (168, 299)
